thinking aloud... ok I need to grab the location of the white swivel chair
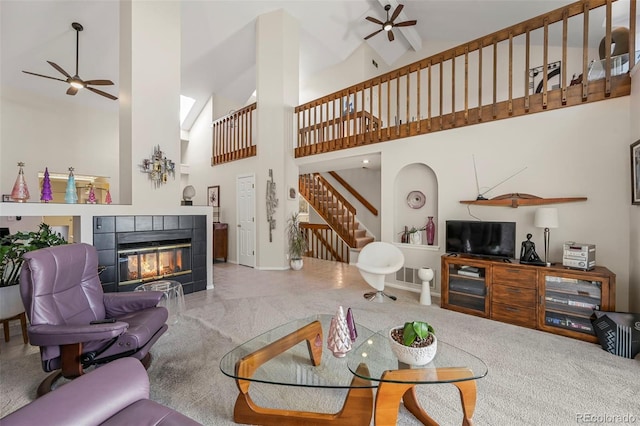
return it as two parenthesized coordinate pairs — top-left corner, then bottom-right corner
(356, 242), (405, 302)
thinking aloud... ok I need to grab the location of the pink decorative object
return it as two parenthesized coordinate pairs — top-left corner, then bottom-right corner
(426, 216), (435, 245)
(10, 162), (30, 202)
(40, 167), (53, 203)
(87, 185), (97, 204)
(327, 306), (352, 357)
(105, 190), (112, 204)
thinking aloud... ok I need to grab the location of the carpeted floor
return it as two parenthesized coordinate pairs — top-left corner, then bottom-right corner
(1, 258), (638, 425)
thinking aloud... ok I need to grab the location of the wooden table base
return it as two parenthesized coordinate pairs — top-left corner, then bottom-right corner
(232, 321), (373, 425)
(374, 367), (477, 426)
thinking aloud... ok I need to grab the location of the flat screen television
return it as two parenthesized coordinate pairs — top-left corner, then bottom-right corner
(445, 220), (516, 260)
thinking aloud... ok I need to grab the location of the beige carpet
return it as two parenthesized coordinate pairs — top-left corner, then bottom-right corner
(1, 258), (638, 425)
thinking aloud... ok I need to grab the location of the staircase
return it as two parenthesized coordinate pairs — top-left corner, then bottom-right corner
(299, 173), (374, 251)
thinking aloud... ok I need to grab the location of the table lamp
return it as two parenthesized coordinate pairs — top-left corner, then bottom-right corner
(534, 207), (559, 266)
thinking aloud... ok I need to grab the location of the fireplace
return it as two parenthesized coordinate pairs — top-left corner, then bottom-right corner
(118, 241), (192, 286)
(93, 215), (207, 294)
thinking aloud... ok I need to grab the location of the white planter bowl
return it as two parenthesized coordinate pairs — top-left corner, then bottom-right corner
(388, 327), (438, 366)
(0, 285), (25, 319)
(290, 259), (303, 271)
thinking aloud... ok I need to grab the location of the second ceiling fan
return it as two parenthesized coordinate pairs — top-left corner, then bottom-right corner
(364, 4), (417, 42)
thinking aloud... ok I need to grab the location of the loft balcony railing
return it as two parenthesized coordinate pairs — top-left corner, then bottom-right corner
(211, 103), (256, 166)
(294, 0), (637, 158)
(211, 1), (636, 163)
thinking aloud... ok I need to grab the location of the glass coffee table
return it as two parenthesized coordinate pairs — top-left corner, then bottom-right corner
(220, 315), (487, 425)
(347, 330), (488, 426)
(219, 314), (377, 425)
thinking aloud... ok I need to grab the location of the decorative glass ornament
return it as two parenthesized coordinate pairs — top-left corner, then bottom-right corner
(87, 185), (97, 204)
(65, 167), (78, 204)
(327, 306), (352, 357)
(346, 308), (357, 342)
(10, 162), (30, 202)
(105, 189), (112, 204)
(426, 216), (436, 245)
(40, 167), (53, 202)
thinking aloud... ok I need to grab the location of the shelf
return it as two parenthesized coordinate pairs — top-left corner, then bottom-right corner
(459, 193), (587, 208)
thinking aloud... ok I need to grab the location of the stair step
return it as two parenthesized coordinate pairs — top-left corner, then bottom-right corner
(355, 236), (374, 249)
(353, 229), (366, 238)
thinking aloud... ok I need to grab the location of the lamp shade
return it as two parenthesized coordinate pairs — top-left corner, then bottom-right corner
(534, 207), (559, 229)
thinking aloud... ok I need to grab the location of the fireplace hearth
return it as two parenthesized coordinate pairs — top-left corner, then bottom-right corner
(93, 215), (207, 294)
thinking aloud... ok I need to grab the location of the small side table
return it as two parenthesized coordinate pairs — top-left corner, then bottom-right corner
(134, 280), (185, 324)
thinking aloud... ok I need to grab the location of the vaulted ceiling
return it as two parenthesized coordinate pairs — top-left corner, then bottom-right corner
(2, 0), (587, 130)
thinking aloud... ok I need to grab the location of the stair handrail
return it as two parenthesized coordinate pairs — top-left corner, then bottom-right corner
(300, 223), (349, 263)
(299, 173), (357, 246)
(328, 171), (378, 216)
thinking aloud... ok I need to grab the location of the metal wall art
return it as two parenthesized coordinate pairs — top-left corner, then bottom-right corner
(266, 169), (278, 242)
(140, 145), (175, 188)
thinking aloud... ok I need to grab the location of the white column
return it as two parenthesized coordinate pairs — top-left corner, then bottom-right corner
(255, 10), (299, 269)
(119, 0), (181, 207)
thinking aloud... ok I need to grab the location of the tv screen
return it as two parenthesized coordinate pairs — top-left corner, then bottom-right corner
(445, 220), (516, 259)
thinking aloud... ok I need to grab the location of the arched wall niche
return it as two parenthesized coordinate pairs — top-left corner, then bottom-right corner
(394, 163), (439, 245)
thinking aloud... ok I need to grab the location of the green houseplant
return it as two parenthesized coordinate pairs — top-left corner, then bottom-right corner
(388, 320), (437, 365)
(286, 212), (307, 270)
(0, 223), (68, 287)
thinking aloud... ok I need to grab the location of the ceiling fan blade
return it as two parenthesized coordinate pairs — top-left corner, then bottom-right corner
(388, 30), (395, 42)
(394, 20), (417, 27)
(47, 61), (72, 78)
(365, 16), (384, 25)
(364, 29), (383, 40)
(84, 79), (114, 86)
(66, 86), (79, 96)
(87, 86), (118, 100)
(22, 70), (67, 83)
(390, 4), (404, 23)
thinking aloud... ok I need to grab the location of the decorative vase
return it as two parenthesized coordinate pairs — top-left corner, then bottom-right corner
(409, 231), (422, 245)
(290, 258), (303, 271)
(388, 327), (437, 366)
(327, 306), (352, 357)
(10, 162), (30, 203)
(426, 216), (435, 245)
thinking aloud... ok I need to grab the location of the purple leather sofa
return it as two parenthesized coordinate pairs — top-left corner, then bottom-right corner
(1, 357), (202, 425)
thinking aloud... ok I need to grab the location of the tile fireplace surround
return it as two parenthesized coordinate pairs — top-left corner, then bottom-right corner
(93, 215), (207, 294)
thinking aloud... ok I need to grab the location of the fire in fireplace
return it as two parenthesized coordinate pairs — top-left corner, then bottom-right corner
(118, 241), (192, 286)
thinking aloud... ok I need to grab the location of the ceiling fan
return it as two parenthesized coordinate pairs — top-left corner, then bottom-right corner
(22, 22), (118, 100)
(364, 4), (417, 42)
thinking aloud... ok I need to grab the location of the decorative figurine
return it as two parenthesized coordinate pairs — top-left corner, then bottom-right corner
(105, 189), (112, 204)
(87, 185), (97, 204)
(520, 233), (545, 265)
(10, 162), (30, 202)
(65, 167), (78, 204)
(346, 307), (357, 342)
(40, 167), (53, 203)
(327, 306), (352, 357)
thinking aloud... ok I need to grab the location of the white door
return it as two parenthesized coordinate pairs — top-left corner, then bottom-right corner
(237, 174), (256, 267)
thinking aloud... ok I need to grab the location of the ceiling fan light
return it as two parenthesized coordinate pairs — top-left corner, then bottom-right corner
(69, 79), (84, 89)
(383, 23), (393, 31)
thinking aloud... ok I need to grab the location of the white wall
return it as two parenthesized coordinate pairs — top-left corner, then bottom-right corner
(0, 88), (119, 201)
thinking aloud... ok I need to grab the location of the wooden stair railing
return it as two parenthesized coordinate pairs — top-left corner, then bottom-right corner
(211, 103), (257, 166)
(300, 223), (350, 263)
(299, 173), (358, 247)
(328, 171), (378, 216)
(294, 0), (636, 158)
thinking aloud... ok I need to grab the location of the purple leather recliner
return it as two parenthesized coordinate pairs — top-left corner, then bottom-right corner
(19, 243), (169, 396)
(0, 357), (202, 425)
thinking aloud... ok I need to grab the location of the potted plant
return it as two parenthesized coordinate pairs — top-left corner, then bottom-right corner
(1, 224), (67, 319)
(388, 320), (437, 365)
(286, 212), (307, 270)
